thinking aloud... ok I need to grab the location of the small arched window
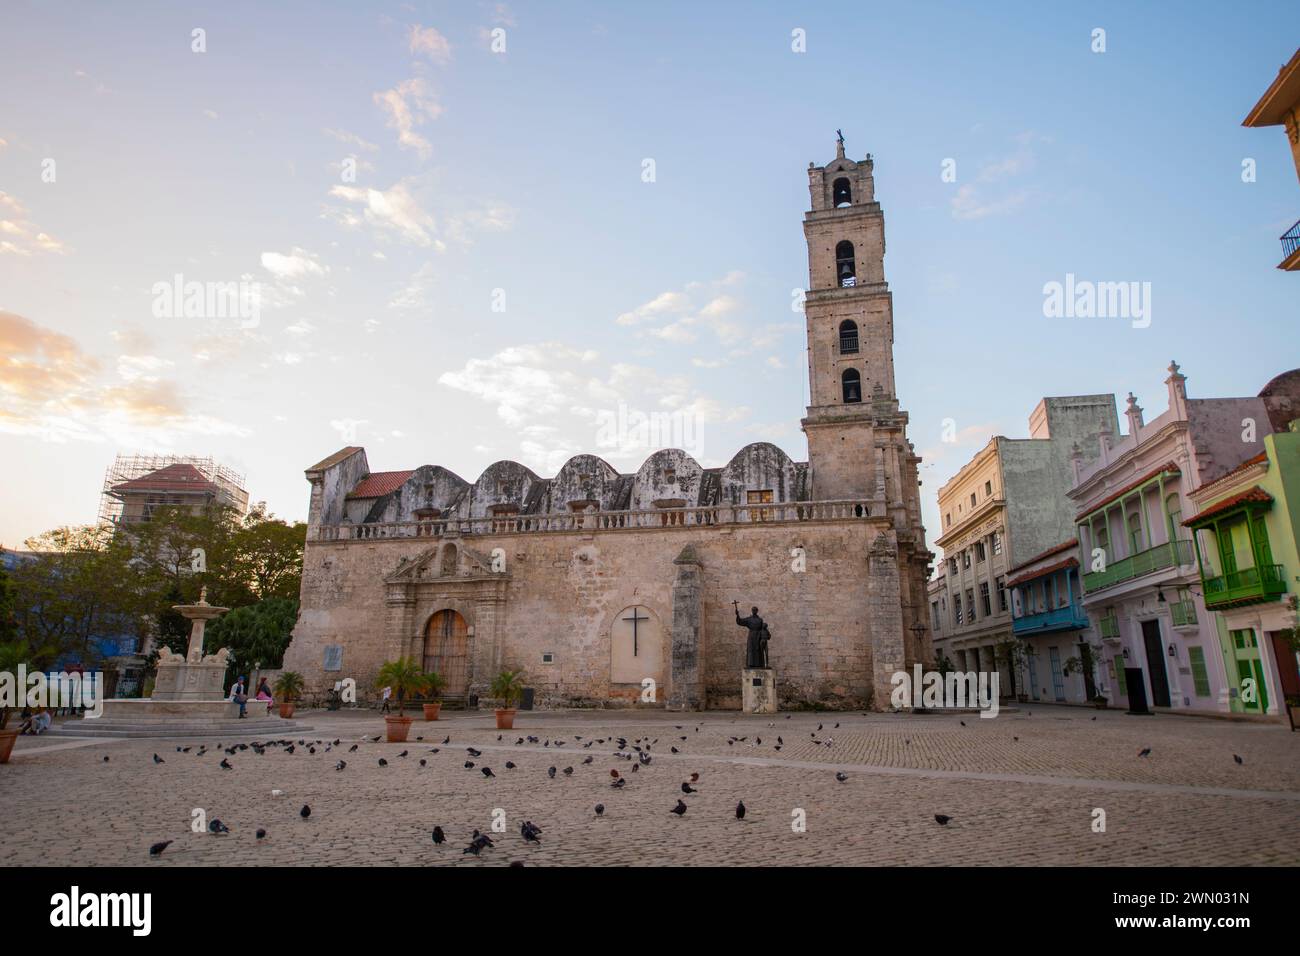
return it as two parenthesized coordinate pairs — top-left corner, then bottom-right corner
(838, 320), (859, 354)
(835, 240), (856, 287)
(842, 368), (862, 404)
(832, 177), (852, 207)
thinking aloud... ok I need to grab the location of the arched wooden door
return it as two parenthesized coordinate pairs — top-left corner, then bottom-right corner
(424, 610), (469, 696)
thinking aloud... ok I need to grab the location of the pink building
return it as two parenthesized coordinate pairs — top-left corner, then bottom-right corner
(1068, 362), (1277, 716)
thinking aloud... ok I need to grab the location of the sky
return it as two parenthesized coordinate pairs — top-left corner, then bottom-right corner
(1, 1), (1297, 553)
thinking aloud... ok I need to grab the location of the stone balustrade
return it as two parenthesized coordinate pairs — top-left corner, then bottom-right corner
(315, 499), (878, 542)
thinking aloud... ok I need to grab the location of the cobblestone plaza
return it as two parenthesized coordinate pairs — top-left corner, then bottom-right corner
(5, 706), (1297, 867)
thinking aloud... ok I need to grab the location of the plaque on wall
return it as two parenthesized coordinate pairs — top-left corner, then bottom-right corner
(323, 645), (344, 672)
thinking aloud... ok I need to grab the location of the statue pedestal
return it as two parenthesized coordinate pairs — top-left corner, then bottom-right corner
(742, 668), (777, 714)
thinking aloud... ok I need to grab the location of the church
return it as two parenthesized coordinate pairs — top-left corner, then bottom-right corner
(282, 140), (934, 710)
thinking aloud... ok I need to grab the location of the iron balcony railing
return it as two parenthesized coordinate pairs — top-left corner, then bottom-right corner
(1013, 604), (1089, 636)
(1203, 564), (1287, 609)
(1282, 219), (1300, 261)
(1169, 599), (1198, 627)
(1082, 539), (1194, 593)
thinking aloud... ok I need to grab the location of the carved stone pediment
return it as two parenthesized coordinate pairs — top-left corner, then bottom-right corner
(384, 542), (508, 585)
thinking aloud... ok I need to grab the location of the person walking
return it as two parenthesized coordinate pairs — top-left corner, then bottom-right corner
(380, 685), (393, 714)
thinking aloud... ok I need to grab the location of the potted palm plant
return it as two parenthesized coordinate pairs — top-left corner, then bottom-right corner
(490, 668), (526, 730)
(376, 657), (423, 742)
(421, 671), (447, 721)
(273, 671), (304, 719)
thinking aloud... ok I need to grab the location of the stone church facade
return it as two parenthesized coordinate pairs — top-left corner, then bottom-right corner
(282, 140), (933, 710)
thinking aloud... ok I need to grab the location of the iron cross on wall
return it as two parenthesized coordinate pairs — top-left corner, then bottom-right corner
(622, 607), (648, 656)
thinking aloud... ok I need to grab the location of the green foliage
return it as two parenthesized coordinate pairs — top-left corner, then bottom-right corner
(273, 670), (305, 701)
(0, 637), (58, 729)
(421, 671), (447, 699)
(489, 668), (526, 708)
(205, 597), (299, 688)
(375, 657), (425, 715)
(8, 506), (306, 677)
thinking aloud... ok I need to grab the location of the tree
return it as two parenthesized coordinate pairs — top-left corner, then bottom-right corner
(204, 597), (299, 690)
(229, 506), (307, 601)
(11, 525), (148, 664)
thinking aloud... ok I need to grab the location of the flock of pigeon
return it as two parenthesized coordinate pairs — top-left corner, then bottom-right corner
(138, 716), (1246, 862)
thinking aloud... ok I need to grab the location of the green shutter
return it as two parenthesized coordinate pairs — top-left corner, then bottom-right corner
(1114, 661), (1128, 695)
(1187, 646), (1211, 697)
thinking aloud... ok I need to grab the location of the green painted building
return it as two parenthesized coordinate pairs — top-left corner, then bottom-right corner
(1186, 421), (1300, 717)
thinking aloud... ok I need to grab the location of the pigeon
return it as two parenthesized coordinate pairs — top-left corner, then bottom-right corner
(429, 748), (440, 754)
(335, 760), (347, 771)
(481, 767), (495, 777)
(220, 758), (233, 770)
(348, 744), (359, 753)
(835, 772), (848, 783)
(1013, 736), (1019, 742)
(256, 828), (267, 841)
(148, 840), (173, 857)
(521, 821), (542, 843)
(630, 764), (639, 773)
(583, 756), (594, 764)
(689, 772), (700, 783)
(934, 814), (952, 826)
(464, 761), (475, 769)
(505, 761), (516, 770)
(547, 766), (556, 779)
(208, 818), (230, 835)
(398, 750), (408, 758)
(1233, 754), (1244, 765)
(378, 758), (388, 767)
(432, 826), (446, 845)
(610, 769), (620, 778)
(682, 782), (697, 794)
(467, 748), (482, 757)
(103, 756), (110, 762)
(960, 721), (966, 727)
(736, 800), (746, 820)
(671, 747), (679, 754)
(610, 778), (626, 789)
(152, 754), (164, 764)
(562, 766), (574, 776)
(594, 804), (605, 816)
(442, 736), (450, 745)
(1138, 748), (1151, 758)
(419, 759), (427, 767)
(1091, 715), (1098, 721)
(777, 737), (783, 745)
(671, 800), (688, 816)
(300, 805), (311, 820)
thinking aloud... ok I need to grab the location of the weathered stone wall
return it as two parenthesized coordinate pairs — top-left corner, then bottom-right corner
(284, 516), (896, 711)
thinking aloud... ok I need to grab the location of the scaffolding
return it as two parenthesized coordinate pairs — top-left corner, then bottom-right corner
(98, 454), (249, 526)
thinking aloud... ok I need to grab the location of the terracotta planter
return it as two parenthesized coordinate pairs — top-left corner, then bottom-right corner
(279, 702), (296, 719)
(495, 708), (517, 730)
(0, 728), (18, 765)
(422, 702), (442, 721)
(385, 715), (413, 742)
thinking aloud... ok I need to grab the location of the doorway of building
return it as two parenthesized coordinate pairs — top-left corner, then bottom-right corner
(1141, 619), (1171, 708)
(1078, 642), (1098, 700)
(424, 609), (470, 697)
(1230, 628), (1269, 714)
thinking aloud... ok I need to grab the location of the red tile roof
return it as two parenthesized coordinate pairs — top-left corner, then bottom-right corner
(1009, 538), (1079, 574)
(347, 470), (415, 499)
(110, 463), (217, 495)
(1007, 556), (1079, 588)
(1184, 486), (1273, 527)
(1075, 462), (1180, 522)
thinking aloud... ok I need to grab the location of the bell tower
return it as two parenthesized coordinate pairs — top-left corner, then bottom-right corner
(801, 135), (904, 502)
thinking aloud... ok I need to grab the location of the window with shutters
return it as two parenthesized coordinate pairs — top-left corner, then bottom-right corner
(1186, 646), (1211, 697)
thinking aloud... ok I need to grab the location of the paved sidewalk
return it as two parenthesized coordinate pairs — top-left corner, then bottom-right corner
(3, 705), (1297, 866)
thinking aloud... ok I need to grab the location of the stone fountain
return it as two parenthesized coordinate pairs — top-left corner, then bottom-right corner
(152, 586), (232, 701)
(60, 587), (309, 737)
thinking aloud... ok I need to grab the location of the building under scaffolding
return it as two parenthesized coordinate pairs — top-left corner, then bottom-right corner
(99, 454), (249, 527)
